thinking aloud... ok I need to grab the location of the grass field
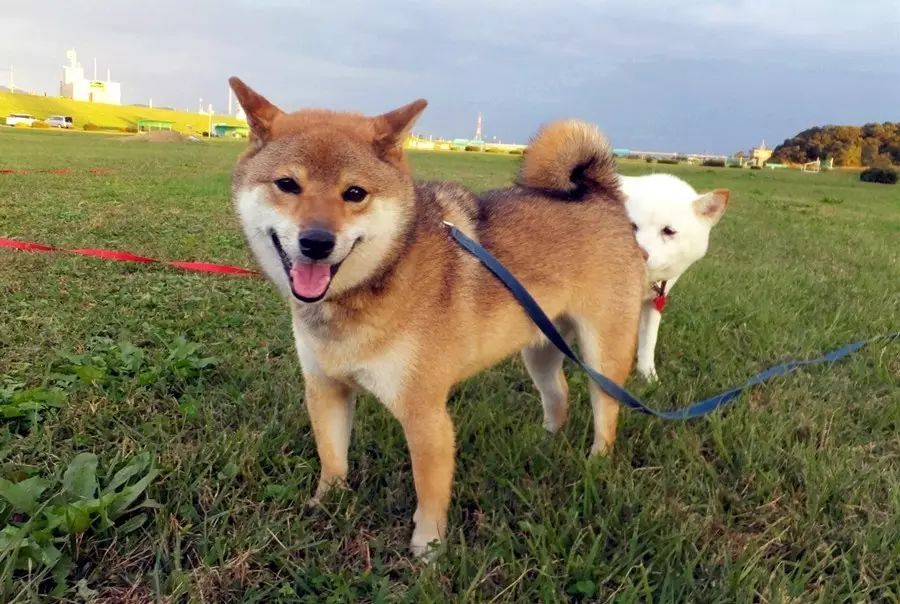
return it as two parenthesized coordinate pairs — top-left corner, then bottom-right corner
(0, 92), (244, 133)
(1, 128), (898, 603)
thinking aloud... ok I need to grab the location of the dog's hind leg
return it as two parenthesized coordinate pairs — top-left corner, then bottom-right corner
(574, 312), (637, 456)
(522, 341), (569, 433)
(304, 375), (356, 504)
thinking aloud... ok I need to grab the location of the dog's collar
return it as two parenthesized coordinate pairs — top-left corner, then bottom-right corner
(651, 280), (668, 312)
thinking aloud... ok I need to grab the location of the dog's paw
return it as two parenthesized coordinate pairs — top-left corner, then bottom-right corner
(306, 476), (349, 508)
(590, 438), (613, 457)
(410, 530), (444, 562)
(637, 365), (658, 382)
(542, 412), (566, 434)
(410, 511), (445, 561)
(541, 395), (569, 434)
(410, 537), (442, 562)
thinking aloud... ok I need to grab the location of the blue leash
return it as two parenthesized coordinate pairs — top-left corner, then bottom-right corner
(445, 223), (898, 420)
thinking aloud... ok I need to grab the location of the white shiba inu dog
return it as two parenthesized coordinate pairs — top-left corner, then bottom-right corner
(620, 174), (730, 380)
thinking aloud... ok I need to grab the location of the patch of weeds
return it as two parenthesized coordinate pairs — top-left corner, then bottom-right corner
(52, 337), (147, 388)
(261, 483), (300, 504)
(820, 195), (844, 204)
(50, 335), (220, 396)
(0, 383), (66, 430)
(158, 335), (221, 382)
(177, 395), (199, 419)
(0, 452), (159, 598)
(1, 336), (219, 432)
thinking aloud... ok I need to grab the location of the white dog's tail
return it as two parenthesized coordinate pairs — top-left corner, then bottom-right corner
(518, 120), (619, 200)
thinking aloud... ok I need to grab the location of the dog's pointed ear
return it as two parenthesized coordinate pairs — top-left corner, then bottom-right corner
(693, 189), (730, 224)
(229, 77), (283, 145)
(372, 99), (427, 164)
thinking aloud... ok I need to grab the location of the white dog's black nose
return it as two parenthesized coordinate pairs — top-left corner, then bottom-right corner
(299, 230), (336, 260)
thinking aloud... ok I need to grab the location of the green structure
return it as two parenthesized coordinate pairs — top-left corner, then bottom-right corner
(451, 138), (484, 150)
(136, 119), (173, 132)
(212, 123), (249, 138)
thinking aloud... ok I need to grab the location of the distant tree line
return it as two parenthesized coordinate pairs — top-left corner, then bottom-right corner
(772, 122), (900, 167)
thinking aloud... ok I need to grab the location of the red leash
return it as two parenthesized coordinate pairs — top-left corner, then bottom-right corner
(0, 237), (259, 276)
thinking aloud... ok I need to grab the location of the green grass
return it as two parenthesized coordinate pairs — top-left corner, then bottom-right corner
(0, 91), (244, 133)
(1, 128), (898, 602)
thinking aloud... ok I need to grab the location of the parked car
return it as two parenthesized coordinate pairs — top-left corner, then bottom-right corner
(45, 115), (74, 128)
(5, 113), (36, 127)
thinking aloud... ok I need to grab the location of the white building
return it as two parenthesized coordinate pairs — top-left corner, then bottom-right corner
(59, 49), (121, 105)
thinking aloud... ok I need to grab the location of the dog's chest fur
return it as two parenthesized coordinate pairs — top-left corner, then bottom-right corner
(291, 309), (416, 409)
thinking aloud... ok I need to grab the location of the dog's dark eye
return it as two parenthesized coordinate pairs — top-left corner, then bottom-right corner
(661, 226), (677, 236)
(342, 186), (368, 203)
(274, 177), (301, 194)
(630, 222), (638, 232)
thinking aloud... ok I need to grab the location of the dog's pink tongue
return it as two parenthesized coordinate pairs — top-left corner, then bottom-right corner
(290, 262), (332, 299)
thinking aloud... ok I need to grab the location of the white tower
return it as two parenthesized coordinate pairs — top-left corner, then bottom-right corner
(60, 50), (85, 99)
(59, 49), (121, 104)
(474, 112), (484, 142)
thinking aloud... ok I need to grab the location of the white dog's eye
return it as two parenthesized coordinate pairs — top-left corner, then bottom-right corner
(661, 226), (677, 236)
(274, 177), (302, 195)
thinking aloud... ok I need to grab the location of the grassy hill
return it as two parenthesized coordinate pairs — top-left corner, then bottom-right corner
(0, 91), (245, 133)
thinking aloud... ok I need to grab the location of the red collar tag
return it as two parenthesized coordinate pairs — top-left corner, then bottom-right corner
(653, 293), (667, 312)
(651, 280), (668, 312)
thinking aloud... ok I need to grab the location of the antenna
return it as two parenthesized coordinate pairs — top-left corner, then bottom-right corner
(474, 112), (483, 142)
(93, 57), (97, 80)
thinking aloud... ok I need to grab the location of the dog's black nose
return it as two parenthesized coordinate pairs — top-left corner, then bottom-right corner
(298, 230), (336, 260)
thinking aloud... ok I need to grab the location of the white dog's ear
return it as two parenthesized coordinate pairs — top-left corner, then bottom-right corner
(693, 189), (730, 224)
(228, 77), (284, 146)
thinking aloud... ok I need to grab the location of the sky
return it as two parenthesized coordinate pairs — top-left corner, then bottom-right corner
(2, 0), (898, 154)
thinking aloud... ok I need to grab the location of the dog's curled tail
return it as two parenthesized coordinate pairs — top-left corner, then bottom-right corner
(517, 120), (618, 200)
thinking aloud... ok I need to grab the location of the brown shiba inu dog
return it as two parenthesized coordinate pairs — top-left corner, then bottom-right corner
(229, 77), (645, 556)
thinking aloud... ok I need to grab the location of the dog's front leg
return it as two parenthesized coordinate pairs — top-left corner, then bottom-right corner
(304, 375), (356, 504)
(392, 388), (455, 558)
(636, 301), (662, 380)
